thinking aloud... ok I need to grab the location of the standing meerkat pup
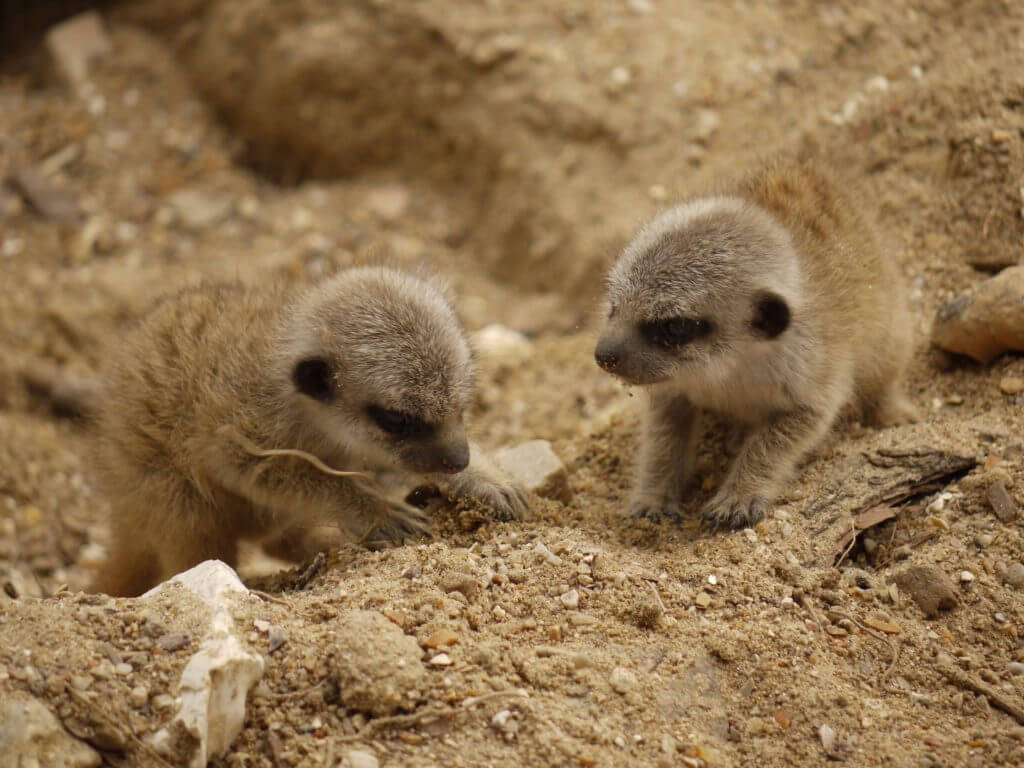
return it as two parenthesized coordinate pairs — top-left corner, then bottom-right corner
(91, 266), (526, 596)
(595, 160), (917, 530)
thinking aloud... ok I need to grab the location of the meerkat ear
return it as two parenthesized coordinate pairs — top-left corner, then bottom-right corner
(751, 292), (790, 338)
(292, 357), (335, 402)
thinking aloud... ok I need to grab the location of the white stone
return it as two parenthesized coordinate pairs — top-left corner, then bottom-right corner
(345, 749), (380, 768)
(609, 666), (637, 694)
(819, 723), (837, 751)
(167, 188), (233, 230)
(146, 561), (263, 768)
(45, 12), (111, 93)
(472, 325), (533, 360)
(429, 653), (453, 667)
(144, 559), (249, 607)
(495, 440), (572, 502)
(959, 570), (975, 583)
(559, 589), (580, 609)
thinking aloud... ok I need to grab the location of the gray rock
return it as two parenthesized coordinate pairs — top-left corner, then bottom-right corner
(0, 691), (101, 768)
(1005, 562), (1024, 588)
(167, 188), (233, 231)
(330, 610), (426, 715)
(495, 439), (572, 503)
(931, 266), (1024, 363)
(893, 565), (959, 618)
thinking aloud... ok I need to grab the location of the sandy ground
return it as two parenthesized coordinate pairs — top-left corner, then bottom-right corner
(1, 1), (1024, 766)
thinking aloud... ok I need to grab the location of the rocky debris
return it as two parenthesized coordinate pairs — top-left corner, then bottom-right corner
(0, 691), (101, 768)
(987, 481), (1018, 522)
(166, 188), (234, 231)
(146, 562), (264, 768)
(44, 12), (111, 93)
(931, 266), (1024, 362)
(893, 565), (959, 618)
(495, 439), (573, 503)
(329, 610), (427, 715)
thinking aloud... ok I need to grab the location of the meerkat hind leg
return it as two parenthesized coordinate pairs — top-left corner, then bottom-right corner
(90, 527), (162, 597)
(703, 405), (834, 530)
(630, 394), (700, 523)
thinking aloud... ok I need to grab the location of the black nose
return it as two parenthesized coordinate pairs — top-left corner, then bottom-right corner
(439, 442), (470, 474)
(595, 347), (618, 372)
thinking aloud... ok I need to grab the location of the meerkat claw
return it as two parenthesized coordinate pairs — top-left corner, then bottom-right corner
(702, 495), (766, 531)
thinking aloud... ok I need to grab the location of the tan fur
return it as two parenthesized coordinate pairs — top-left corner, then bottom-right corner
(91, 268), (525, 596)
(595, 160), (916, 529)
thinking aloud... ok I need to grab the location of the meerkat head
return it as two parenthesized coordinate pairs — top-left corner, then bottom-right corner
(595, 197), (801, 387)
(279, 267), (475, 475)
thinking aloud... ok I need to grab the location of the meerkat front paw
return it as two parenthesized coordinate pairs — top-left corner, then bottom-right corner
(701, 492), (767, 531)
(628, 495), (683, 524)
(449, 473), (528, 521)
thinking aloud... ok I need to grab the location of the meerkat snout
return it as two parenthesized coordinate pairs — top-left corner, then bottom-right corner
(596, 161), (917, 531)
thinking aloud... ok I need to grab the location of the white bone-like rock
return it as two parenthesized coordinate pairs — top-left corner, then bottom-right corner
(146, 561), (264, 768)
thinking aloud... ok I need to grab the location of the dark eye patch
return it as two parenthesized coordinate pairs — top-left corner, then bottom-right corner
(292, 357), (334, 402)
(366, 405), (435, 440)
(639, 316), (713, 348)
(751, 291), (790, 339)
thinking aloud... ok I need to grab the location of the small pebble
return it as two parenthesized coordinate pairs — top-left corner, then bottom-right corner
(69, 674), (92, 691)
(129, 685), (148, 708)
(157, 633), (189, 652)
(114, 663), (132, 676)
(345, 749), (379, 768)
(1009, 663), (1024, 677)
(694, 591), (712, 609)
(975, 533), (995, 548)
(1000, 377), (1024, 396)
(707, 574), (718, 586)
(151, 694), (174, 711)
(819, 723), (837, 752)
(609, 666), (637, 694)
(960, 570), (975, 583)
(1005, 562), (1024, 588)
(559, 589), (580, 609)
(429, 653), (453, 667)
(268, 628), (286, 653)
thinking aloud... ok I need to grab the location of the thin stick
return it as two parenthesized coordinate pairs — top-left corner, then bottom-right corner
(937, 659), (1024, 725)
(218, 425), (372, 481)
(830, 610), (900, 681)
(66, 685), (176, 768)
(251, 589), (289, 606)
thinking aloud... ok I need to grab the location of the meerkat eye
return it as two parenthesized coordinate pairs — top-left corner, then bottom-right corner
(292, 357), (335, 402)
(751, 291), (791, 339)
(366, 406), (435, 439)
(640, 316), (713, 348)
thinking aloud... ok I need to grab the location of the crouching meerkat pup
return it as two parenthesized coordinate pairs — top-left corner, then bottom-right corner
(595, 160), (917, 530)
(90, 266), (526, 596)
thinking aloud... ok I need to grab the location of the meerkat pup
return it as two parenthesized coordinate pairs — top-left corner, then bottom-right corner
(90, 266), (526, 596)
(594, 160), (917, 530)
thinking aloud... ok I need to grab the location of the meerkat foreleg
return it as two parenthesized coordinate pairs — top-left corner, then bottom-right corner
(630, 392), (701, 522)
(437, 443), (529, 521)
(212, 436), (429, 539)
(702, 405), (834, 530)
